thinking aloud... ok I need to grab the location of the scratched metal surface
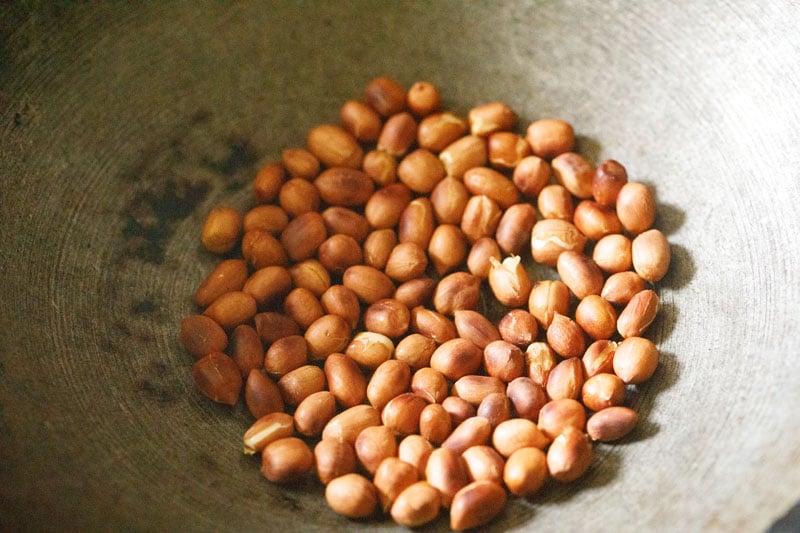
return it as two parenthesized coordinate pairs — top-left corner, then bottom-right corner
(1, 2), (799, 531)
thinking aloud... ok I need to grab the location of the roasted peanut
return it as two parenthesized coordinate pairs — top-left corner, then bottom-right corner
(407, 81), (441, 116)
(506, 376), (547, 421)
(526, 119), (574, 159)
(411, 367), (449, 403)
(354, 425), (398, 475)
(201, 206), (242, 255)
(245, 369), (284, 419)
(195, 259), (248, 308)
(325, 473), (378, 518)
(307, 124), (364, 169)
(449, 480), (507, 531)
(373, 457), (419, 513)
(192, 351), (242, 405)
(261, 437), (314, 483)
(324, 353), (367, 408)
(314, 438), (357, 485)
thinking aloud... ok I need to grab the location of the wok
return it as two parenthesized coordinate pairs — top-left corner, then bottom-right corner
(2, 2), (799, 531)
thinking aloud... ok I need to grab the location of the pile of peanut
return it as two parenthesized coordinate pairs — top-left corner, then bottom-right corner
(180, 77), (670, 530)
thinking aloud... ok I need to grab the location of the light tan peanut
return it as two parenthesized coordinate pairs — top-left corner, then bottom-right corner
(476, 392), (512, 428)
(322, 404), (381, 444)
(314, 438), (357, 485)
(279, 211), (327, 262)
(339, 99), (382, 142)
(573, 200), (622, 240)
(354, 425), (398, 475)
(398, 434), (434, 473)
(411, 367), (449, 403)
(593, 233), (633, 273)
(365, 182), (412, 229)
(362, 228), (397, 270)
(180, 315), (228, 359)
(430, 338), (483, 380)
(384, 242), (429, 282)
(264, 335), (307, 377)
(364, 76), (406, 116)
(261, 437), (314, 483)
(556, 250), (604, 299)
(192, 352), (242, 405)
(398, 197), (435, 249)
(382, 392), (429, 436)
(441, 416), (493, 455)
(454, 309), (501, 349)
(488, 131), (531, 169)
(430, 177), (469, 225)
(317, 233), (363, 275)
(294, 390), (336, 437)
(362, 149), (398, 186)
(394, 278), (436, 309)
(364, 298), (410, 339)
(442, 396), (478, 427)
(616, 181), (656, 235)
(601, 271), (647, 306)
(513, 155), (551, 198)
(314, 167), (374, 206)
(466, 236), (502, 278)
(320, 285), (361, 330)
(537, 183), (575, 220)
(342, 264), (395, 304)
(582, 339), (618, 378)
(277, 170), (322, 213)
(195, 259), (248, 308)
(242, 229), (288, 269)
(495, 203), (537, 255)
(546, 427), (592, 482)
(506, 376), (548, 421)
(203, 291), (257, 331)
(321, 206), (370, 243)
(586, 406), (639, 442)
(582, 373), (626, 412)
(483, 340), (525, 383)
(492, 418), (550, 457)
(439, 134), (487, 179)
(592, 159), (628, 206)
(288, 258), (330, 296)
(462, 445), (505, 484)
(538, 398), (587, 440)
(242, 265), (292, 308)
(253, 161), (285, 203)
(201, 206), (242, 255)
(243, 412), (294, 455)
(307, 124), (364, 169)
(324, 353), (367, 408)
(526, 119), (574, 159)
(418, 112), (468, 152)
(427, 224), (468, 275)
(546, 357), (586, 401)
(325, 473), (378, 518)
(613, 336), (659, 384)
(463, 167), (519, 209)
(276, 364), (325, 407)
(425, 447), (470, 508)
(551, 152), (594, 198)
(374, 457), (419, 513)
(461, 194), (503, 243)
(397, 148), (446, 193)
(575, 294), (618, 340)
(344, 331), (394, 369)
(395, 333), (438, 370)
(546, 312), (586, 358)
(498, 309), (538, 348)
(378, 112), (417, 157)
(504, 447), (548, 497)
(303, 314), (351, 360)
(243, 204), (290, 235)
(410, 306), (457, 344)
(528, 279), (570, 329)
(254, 312), (300, 344)
(408, 81), (441, 116)
(488, 255), (532, 308)
(631, 228), (671, 282)
(283, 287), (324, 329)
(282, 147), (320, 180)
(525, 343), (557, 388)
(469, 102), (516, 136)
(450, 480), (507, 531)
(617, 289), (660, 338)
(367, 359), (412, 411)
(245, 369), (284, 419)
(391, 481), (441, 527)
(433, 272), (481, 316)
(452, 375), (506, 406)
(530, 219), (587, 266)
(419, 403), (452, 444)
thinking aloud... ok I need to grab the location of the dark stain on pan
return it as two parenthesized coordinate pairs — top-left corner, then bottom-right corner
(131, 299), (155, 315)
(134, 361), (178, 404)
(201, 138), (259, 190)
